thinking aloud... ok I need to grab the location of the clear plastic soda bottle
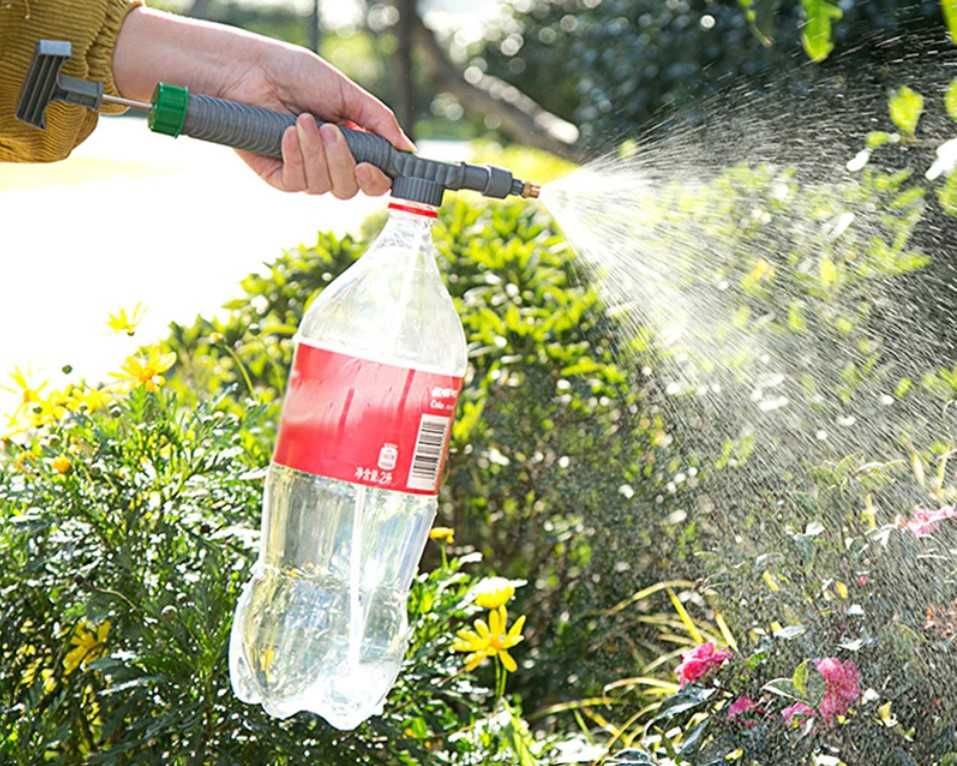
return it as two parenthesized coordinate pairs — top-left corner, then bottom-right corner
(229, 189), (467, 730)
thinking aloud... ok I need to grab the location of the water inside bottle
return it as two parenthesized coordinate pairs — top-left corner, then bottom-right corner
(229, 465), (435, 729)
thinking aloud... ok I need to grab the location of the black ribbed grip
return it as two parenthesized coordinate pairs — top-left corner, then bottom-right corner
(181, 94), (516, 198)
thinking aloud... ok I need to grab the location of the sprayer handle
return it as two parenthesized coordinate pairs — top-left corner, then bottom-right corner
(148, 84), (520, 199)
(150, 84), (400, 174)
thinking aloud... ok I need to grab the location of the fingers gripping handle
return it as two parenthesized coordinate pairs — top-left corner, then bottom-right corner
(182, 94), (398, 170)
(150, 85), (514, 198)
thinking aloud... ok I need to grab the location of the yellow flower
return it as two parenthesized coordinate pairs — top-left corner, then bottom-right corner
(31, 389), (71, 427)
(51, 454), (72, 474)
(41, 668), (56, 694)
(107, 303), (146, 336)
(63, 620), (110, 675)
(453, 606), (526, 673)
(13, 450), (35, 473)
(4, 368), (47, 413)
(21, 656), (41, 687)
(21, 655), (56, 693)
(429, 526), (455, 544)
(472, 577), (516, 609)
(112, 348), (176, 393)
(80, 386), (111, 412)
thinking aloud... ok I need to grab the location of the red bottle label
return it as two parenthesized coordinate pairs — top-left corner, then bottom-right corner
(272, 343), (463, 496)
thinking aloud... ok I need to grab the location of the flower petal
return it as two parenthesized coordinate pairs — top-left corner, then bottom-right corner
(456, 628), (481, 644)
(508, 614), (526, 639)
(474, 618), (490, 638)
(499, 650), (517, 673)
(489, 606), (505, 636)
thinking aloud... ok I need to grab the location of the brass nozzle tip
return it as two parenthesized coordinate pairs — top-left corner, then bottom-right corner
(522, 182), (541, 199)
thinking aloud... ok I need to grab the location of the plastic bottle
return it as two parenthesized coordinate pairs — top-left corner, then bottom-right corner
(229, 196), (467, 730)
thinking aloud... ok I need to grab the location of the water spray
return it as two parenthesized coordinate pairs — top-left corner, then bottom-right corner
(16, 40), (542, 208)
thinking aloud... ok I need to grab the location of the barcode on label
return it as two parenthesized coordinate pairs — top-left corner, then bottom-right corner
(407, 414), (451, 491)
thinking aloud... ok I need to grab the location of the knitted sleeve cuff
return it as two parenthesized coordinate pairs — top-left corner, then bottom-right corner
(93, 0), (144, 115)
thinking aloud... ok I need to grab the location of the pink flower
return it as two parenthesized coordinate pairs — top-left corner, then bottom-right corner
(815, 657), (860, 723)
(676, 642), (732, 687)
(782, 702), (816, 728)
(904, 505), (957, 538)
(727, 695), (760, 726)
(727, 695), (757, 719)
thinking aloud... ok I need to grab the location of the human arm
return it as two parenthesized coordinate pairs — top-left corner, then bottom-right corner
(112, 7), (412, 198)
(0, 0), (141, 163)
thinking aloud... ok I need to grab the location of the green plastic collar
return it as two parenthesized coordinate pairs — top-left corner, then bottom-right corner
(149, 83), (189, 138)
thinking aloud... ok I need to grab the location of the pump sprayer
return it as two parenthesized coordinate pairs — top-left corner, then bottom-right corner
(17, 40), (541, 730)
(16, 40), (542, 207)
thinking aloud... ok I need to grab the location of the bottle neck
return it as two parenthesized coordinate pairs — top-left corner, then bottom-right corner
(372, 198), (439, 257)
(386, 199), (437, 231)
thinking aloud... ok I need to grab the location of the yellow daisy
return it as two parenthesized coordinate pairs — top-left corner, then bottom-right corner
(51, 455), (72, 474)
(472, 577), (516, 609)
(4, 368), (47, 414)
(63, 620), (110, 676)
(112, 348), (176, 393)
(107, 303), (146, 336)
(429, 527), (455, 544)
(453, 606), (526, 673)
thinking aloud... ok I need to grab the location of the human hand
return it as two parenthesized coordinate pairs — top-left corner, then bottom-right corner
(226, 42), (416, 197)
(113, 9), (415, 198)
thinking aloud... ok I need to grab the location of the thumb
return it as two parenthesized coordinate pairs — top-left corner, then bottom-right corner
(341, 83), (416, 153)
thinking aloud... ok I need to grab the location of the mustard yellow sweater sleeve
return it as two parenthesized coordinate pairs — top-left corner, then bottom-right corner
(0, 0), (143, 163)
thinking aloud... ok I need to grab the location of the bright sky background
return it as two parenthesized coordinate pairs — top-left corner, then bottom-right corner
(167, 0), (504, 29)
(0, 121), (465, 420)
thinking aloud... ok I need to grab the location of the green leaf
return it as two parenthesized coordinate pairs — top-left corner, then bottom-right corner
(940, 172), (957, 216)
(947, 79), (957, 121)
(889, 86), (925, 136)
(801, 0), (842, 62)
(820, 256), (838, 288)
(649, 686), (717, 724)
(792, 659), (810, 696)
(503, 702), (539, 766)
(866, 131), (897, 149)
(739, 0), (780, 46)
(787, 302), (807, 332)
(762, 677), (800, 700)
(677, 719), (710, 757)
(945, 0), (957, 44)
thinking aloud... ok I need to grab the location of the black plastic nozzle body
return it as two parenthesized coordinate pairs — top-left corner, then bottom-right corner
(181, 94), (523, 202)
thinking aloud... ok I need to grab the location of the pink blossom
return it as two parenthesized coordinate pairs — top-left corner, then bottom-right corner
(676, 642), (732, 687)
(727, 695), (759, 726)
(815, 657), (860, 722)
(904, 505), (957, 538)
(782, 702), (816, 727)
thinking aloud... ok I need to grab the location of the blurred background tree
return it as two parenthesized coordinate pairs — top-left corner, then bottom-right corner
(157, 0), (948, 157)
(476, 0), (946, 148)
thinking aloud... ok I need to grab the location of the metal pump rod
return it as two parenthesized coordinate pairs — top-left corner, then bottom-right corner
(16, 40), (541, 206)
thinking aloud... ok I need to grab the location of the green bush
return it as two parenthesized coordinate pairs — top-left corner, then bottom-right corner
(1, 388), (546, 764)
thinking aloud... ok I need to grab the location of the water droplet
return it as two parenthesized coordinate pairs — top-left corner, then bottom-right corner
(759, 396), (789, 412)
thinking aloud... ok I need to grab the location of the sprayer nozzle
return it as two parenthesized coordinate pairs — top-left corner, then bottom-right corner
(521, 182), (541, 199)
